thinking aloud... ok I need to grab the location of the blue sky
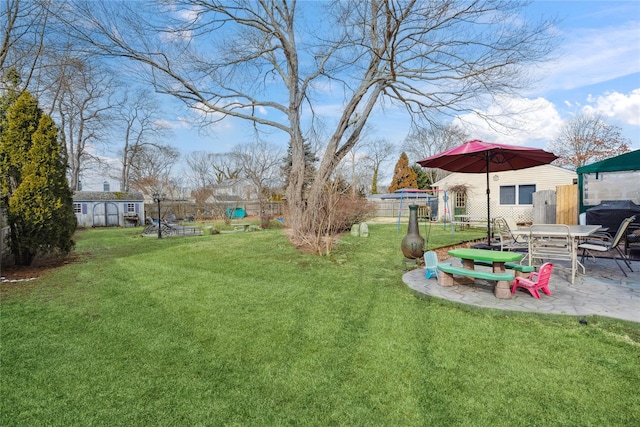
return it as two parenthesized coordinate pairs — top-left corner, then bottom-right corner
(157, 1), (640, 162)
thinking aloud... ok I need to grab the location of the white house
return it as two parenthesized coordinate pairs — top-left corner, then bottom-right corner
(73, 191), (145, 227)
(204, 178), (258, 202)
(431, 164), (577, 225)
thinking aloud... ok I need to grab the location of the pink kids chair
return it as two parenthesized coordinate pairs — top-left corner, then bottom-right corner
(511, 262), (553, 299)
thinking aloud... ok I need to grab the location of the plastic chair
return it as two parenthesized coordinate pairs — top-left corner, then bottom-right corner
(511, 262), (553, 299)
(424, 251), (439, 279)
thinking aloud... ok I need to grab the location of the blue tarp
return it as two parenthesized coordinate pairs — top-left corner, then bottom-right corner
(225, 207), (246, 219)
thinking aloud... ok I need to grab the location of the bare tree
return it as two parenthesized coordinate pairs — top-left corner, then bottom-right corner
(403, 123), (470, 185)
(361, 137), (395, 194)
(337, 139), (370, 197)
(210, 153), (241, 184)
(549, 112), (631, 170)
(116, 89), (172, 192)
(38, 54), (117, 190)
(129, 144), (180, 197)
(184, 150), (216, 191)
(0, 0), (51, 90)
(230, 140), (284, 226)
(62, 0), (557, 250)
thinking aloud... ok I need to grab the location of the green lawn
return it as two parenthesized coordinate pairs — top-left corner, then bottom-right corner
(1, 224), (639, 426)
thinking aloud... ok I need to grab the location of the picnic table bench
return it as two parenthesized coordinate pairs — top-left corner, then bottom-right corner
(233, 223), (251, 232)
(437, 263), (514, 288)
(473, 260), (534, 277)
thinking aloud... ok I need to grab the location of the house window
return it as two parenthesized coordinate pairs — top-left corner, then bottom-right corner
(500, 186), (516, 204)
(518, 184), (536, 205)
(103, 181), (110, 192)
(74, 203), (82, 214)
(500, 184), (536, 205)
(126, 203), (135, 213)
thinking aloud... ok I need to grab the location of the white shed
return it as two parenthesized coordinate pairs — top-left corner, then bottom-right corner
(73, 191), (145, 227)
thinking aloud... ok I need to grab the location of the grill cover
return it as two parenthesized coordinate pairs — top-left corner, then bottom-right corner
(585, 200), (640, 235)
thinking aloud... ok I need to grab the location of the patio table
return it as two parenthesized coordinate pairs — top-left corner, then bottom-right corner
(448, 248), (523, 272)
(511, 224), (602, 284)
(453, 215), (488, 231)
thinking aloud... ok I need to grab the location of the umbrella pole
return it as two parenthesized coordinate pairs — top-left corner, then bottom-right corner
(486, 156), (491, 244)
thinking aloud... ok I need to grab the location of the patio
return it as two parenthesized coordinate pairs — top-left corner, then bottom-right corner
(403, 256), (640, 323)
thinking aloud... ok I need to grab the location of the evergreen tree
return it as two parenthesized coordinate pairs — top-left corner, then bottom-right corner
(389, 152), (417, 192)
(0, 90), (76, 266)
(281, 140), (317, 194)
(412, 165), (431, 190)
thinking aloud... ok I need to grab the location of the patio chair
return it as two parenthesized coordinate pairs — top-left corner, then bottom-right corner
(579, 215), (636, 277)
(511, 262), (553, 299)
(491, 217), (528, 252)
(424, 251), (439, 279)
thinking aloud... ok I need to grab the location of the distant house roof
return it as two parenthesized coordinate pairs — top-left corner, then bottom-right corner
(73, 191), (144, 201)
(372, 189), (436, 200)
(576, 150), (640, 174)
(206, 194), (244, 203)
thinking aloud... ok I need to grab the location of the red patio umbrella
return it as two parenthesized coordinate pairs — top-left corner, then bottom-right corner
(417, 139), (558, 243)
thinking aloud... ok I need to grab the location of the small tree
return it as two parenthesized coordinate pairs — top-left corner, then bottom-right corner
(549, 113), (631, 170)
(1, 91), (76, 266)
(389, 152), (418, 192)
(412, 165), (431, 190)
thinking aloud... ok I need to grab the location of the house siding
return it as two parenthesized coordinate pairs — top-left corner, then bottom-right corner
(432, 165), (577, 224)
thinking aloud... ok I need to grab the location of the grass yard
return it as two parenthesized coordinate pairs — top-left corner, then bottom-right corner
(1, 223), (639, 426)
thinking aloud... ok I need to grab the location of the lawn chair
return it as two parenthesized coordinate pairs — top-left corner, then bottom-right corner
(511, 262), (553, 299)
(491, 217), (528, 252)
(424, 251), (439, 279)
(579, 215), (636, 277)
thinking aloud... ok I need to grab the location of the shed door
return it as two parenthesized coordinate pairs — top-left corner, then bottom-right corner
(93, 202), (119, 227)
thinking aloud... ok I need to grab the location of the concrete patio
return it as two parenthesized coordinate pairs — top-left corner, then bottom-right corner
(403, 256), (640, 323)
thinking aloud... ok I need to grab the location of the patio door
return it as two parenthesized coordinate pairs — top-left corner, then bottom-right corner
(453, 191), (467, 217)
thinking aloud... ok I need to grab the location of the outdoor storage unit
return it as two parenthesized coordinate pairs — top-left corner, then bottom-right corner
(577, 150), (640, 214)
(585, 200), (640, 235)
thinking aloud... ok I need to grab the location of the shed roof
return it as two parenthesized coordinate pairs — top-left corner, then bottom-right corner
(576, 150), (640, 174)
(73, 191), (144, 201)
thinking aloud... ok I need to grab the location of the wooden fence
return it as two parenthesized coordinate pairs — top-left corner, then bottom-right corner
(556, 184), (578, 225)
(146, 200), (284, 221)
(370, 198), (434, 219)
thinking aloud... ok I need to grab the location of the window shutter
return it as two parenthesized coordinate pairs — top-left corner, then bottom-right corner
(82, 204), (87, 214)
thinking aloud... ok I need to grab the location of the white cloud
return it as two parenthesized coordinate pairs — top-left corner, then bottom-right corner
(451, 96), (563, 149)
(581, 89), (640, 126)
(535, 22), (640, 91)
(177, 7), (200, 23)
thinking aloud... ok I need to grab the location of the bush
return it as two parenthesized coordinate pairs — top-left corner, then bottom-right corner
(289, 181), (377, 254)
